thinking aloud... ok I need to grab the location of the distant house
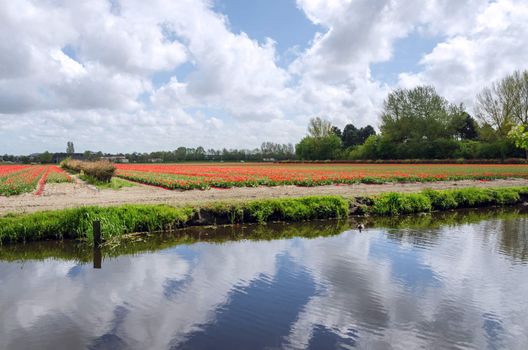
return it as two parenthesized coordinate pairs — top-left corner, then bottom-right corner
(148, 158), (163, 163)
(101, 156), (129, 163)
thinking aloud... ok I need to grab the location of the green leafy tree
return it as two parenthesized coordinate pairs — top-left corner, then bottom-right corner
(358, 125), (376, 144)
(296, 135), (342, 160)
(195, 146), (206, 161)
(450, 112), (479, 140)
(342, 124), (360, 148)
(348, 135), (381, 160)
(508, 125), (528, 160)
(38, 151), (53, 164)
(380, 86), (456, 142)
(83, 150), (94, 161)
(330, 126), (342, 138)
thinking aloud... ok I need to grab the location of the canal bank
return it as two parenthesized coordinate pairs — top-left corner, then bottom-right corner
(1, 186), (528, 244)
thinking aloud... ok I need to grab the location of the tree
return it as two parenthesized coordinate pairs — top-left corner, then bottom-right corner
(174, 147), (187, 161)
(307, 117), (332, 138)
(358, 125), (376, 144)
(38, 151), (53, 164)
(508, 125), (528, 160)
(451, 112), (479, 140)
(380, 86), (455, 142)
(330, 126), (342, 138)
(195, 146), (206, 161)
(342, 124), (360, 148)
(348, 135), (380, 159)
(66, 141), (75, 154)
(475, 70), (528, 136)
(83, 150), (94, 161)
(260, 142), (295, 160)
(296, 134), (342, 160)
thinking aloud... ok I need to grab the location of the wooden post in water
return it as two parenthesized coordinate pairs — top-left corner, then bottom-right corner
(93, 220), (102, 269)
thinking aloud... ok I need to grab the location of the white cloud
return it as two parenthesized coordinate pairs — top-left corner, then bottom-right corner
(398, 0), (528, 110)
(0, 0), (527, 153)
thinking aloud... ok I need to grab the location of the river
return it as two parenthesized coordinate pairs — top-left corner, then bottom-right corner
(1, 208), (527, 349)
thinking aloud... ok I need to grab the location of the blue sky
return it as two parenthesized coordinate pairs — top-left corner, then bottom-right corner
(371, 32), (441, 85)
(215, 0), (321, 57)
(0, 0), (527, 154)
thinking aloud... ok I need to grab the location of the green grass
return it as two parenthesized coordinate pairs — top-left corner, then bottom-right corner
(370, 186), (528, 215)
(80, 174), (135, 190)
(0, 196), (349, 244)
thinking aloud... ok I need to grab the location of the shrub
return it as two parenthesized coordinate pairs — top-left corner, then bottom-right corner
(61, 159), (115, 183)
(82, 161), (115, 182)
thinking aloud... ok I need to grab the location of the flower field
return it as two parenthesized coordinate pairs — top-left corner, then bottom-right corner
(0, 165), (71, 196)
(115, 163), (528, 190)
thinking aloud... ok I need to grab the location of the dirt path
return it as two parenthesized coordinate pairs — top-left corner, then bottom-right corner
(2, 178), (528, 215)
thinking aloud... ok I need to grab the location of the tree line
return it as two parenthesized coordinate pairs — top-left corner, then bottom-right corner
(2, 143), (295, 163)
(296, 70), (528, 160)
(123, 143), (295, 163)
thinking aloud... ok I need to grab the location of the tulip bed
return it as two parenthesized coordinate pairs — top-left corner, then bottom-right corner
(0, 165), (71, 196)
(115, 163), (528, 191)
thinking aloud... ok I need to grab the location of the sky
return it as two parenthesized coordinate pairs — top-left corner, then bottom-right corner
(1, 0), (527, 154)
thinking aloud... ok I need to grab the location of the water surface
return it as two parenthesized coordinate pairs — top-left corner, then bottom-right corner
(1, 208), (527, 349)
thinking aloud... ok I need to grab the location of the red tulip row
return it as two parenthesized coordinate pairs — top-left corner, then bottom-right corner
(0, 165), (71, 196)
(114, 163), (528, 191)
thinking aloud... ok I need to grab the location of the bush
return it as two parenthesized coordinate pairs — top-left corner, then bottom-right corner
(61, 158), (83, 172)
(82, 161), (115, 182)
(61, 159), (115, 183)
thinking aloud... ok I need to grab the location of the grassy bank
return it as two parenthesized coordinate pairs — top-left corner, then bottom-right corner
(0, 187), (527, 244)
(0, 196), (348, 243)
(369, 187), (528, 215)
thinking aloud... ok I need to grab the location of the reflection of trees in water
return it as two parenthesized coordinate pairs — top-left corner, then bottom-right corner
(497, 218), (528, 261)
(370, 208), (528, 262)
(467, 214), (528, 263)
(0, 220), (351, 263)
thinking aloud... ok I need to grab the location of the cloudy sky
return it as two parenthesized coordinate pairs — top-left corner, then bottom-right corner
(1, 0), (527, 154)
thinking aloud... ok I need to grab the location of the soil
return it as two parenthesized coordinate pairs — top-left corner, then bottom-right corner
(2, 177), (528, 215)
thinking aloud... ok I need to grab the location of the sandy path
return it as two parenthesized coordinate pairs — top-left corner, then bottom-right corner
(1, 178), (528, 215)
